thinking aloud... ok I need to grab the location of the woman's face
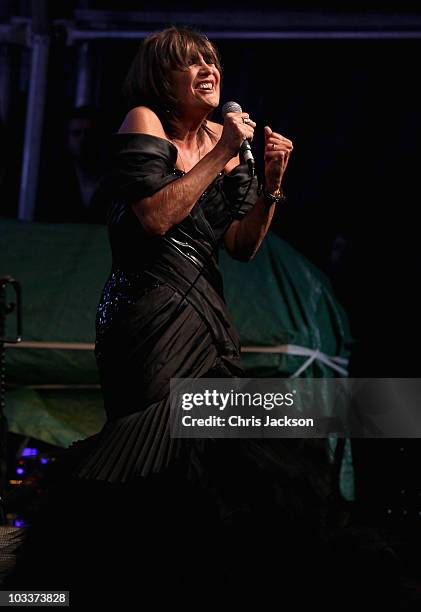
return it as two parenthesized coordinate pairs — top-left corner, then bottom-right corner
(171, 51), (221, 114)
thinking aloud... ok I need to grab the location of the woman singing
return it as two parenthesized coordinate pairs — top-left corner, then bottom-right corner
(70, 25), (293, 482)
(7, 26), (341, 606)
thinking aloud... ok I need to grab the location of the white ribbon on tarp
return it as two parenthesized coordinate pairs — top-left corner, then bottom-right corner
(242, 344), (349, 377)
(6, 341), (349, 378)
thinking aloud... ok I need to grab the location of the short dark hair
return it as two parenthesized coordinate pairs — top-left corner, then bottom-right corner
(122, 25), (223, 141)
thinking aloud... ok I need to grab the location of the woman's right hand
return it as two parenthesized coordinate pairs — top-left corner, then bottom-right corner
(217, 112), (256, 158)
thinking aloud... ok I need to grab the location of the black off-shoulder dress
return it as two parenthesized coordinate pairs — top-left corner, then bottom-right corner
(68, 132), (257, 482)
(6, 134), (343, 606)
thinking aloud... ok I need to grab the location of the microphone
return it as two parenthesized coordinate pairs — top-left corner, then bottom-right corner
(221, 101), (255, 177)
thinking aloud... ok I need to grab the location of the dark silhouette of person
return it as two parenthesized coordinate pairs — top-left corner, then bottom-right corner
(35, 105), (108, 224)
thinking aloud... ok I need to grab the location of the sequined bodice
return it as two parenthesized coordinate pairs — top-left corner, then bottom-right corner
(96, 268), (162, 347)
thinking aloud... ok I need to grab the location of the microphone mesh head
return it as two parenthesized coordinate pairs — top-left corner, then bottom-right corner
(221, 101), (242, 116)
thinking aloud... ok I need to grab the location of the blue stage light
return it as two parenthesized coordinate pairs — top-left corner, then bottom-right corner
(21, 448), (38, 457)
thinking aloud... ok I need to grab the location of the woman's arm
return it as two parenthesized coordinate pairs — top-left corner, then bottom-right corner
(224, 198), (277, 262)
(224, 125), (293, 261)
(120, 106), (253, 236)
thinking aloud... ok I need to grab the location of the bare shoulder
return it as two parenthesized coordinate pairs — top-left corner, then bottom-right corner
(118, 106), (167, 138)
(206, 120), (239, 173)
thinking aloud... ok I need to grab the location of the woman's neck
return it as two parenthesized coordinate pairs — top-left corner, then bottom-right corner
(171, 110), (208, 151)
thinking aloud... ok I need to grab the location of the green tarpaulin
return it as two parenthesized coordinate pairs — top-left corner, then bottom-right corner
(1, 217), (354, 499)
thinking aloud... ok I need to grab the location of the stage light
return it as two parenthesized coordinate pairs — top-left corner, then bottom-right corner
(21, 448), (38, 457)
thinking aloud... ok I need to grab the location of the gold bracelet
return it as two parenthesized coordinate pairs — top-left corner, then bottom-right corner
(261, 187), (287, 205)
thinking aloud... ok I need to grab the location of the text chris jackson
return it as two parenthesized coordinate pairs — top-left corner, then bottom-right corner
(181, 415), (314, 428)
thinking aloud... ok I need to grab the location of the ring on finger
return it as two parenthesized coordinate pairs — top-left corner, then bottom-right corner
(272, 143), (276, 151)
(243, 117), (251, 124)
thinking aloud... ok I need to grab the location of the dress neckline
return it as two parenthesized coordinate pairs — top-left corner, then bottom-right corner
(113, 132), (242, 178)
(173, 168), (223, 179)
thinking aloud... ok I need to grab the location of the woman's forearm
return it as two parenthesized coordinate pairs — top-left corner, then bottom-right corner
(226, 123), (292, 261)
(131, 144), (232, 235)
(227, 123), (293, 262)
(228, 196), (277, 261)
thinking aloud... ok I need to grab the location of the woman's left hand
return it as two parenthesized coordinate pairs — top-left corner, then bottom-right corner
(264, 125), (293, 192)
